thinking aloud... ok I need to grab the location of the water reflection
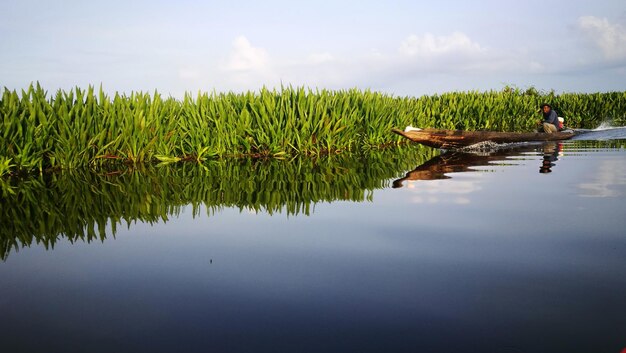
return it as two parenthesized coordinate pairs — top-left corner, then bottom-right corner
(0, 147), (436, 260)
(578, 158), (626, 197)
(539, 142), (560, 174)
(392, 145), (538, 187)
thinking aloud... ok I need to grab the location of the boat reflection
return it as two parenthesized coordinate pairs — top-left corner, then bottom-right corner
(393, 144), (559, 188)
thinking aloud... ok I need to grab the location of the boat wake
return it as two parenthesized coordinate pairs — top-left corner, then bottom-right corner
(459, 139), (556, 153)
(458, 125), (626, 153)
(459, 141), (524, 153)
(572, 125), (626, 141)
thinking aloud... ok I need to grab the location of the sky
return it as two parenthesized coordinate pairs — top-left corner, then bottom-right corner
(1, 0), (625, 98)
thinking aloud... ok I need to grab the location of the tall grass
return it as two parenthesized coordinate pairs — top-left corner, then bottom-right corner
(2, 83), (625, 175)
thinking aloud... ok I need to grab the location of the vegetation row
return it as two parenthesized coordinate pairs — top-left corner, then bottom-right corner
(1, 83), (625, 175)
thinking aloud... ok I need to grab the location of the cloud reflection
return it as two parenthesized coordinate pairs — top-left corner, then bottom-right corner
(578, 159), (626, 197)
(405, 178), (482, 205)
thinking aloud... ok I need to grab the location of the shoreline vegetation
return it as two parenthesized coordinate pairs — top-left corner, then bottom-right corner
(1, 83), (625, 176)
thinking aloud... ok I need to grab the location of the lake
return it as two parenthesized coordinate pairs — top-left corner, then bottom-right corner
(1, 128), (625, 353)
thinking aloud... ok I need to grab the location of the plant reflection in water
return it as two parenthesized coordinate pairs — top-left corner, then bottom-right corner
(0, 146), (436, 260)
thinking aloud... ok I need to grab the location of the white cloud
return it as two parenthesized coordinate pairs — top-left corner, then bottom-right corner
(383, 31), (544, 84)
(211, 30), (572, 93)
(578, 16), (626, 60)
(398, 32), (484, 57)
(223, 36), (271, 72)
(283, 32), (497, 88)
(218, 36), (278, 90)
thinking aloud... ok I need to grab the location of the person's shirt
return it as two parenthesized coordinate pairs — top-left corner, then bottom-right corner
(543, 110), (558, 126)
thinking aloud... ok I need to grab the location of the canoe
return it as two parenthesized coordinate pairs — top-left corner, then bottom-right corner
(392, 127), (577, 149)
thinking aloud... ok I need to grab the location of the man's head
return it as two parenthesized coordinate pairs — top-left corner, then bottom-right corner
(540, 103), (552, 114)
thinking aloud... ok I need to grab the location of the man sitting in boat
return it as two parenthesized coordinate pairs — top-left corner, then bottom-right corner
(538, 103), (559, 133)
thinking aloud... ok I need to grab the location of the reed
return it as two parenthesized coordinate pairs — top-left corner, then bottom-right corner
(2, 83), (625, 175)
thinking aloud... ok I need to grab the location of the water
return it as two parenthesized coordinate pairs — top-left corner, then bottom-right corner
(1, 129), (625, 353)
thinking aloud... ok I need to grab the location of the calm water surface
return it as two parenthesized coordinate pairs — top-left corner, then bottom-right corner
(1, 130), (625, 353)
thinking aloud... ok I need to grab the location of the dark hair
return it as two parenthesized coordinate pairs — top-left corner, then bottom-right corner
(540, 103), (552, 109)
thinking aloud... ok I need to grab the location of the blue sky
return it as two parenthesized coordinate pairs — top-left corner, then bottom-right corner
(1, 0), (625, 97)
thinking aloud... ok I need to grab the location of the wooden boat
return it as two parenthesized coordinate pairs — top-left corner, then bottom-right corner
(392, 127), (577, 149)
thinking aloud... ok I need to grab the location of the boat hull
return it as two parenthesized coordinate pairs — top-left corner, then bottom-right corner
(392, 128), (576, 149)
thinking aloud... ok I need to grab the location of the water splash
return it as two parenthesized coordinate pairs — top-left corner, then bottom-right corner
(459, 141), (533, 153)
(574, 123), (626, 141)
(593, 121), (618, 131)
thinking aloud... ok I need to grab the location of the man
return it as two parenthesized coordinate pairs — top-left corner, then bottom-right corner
(538, 103), (559, 133)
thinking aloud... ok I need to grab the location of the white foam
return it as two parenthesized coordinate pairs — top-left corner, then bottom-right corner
(593, 121), (617, 131)
(459, 141), (503, 152)
(459, 141), (532, 153)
